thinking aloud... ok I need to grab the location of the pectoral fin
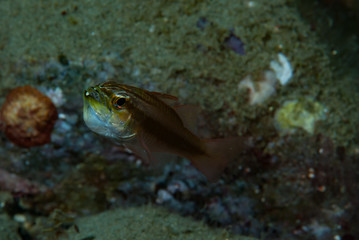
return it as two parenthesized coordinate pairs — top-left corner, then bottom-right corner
(188, 137), (247, 181)
(173, 105), (200, 134)
(125, 132), (174, 166)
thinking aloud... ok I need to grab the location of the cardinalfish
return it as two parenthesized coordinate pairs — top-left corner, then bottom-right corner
(83, 81), (244, 181)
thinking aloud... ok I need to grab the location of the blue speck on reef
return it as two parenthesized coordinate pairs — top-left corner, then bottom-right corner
(224, 31), (245, 55)
(196, 17), (209, 30)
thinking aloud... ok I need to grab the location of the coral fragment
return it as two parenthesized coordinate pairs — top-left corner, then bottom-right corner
(0, 86), (58, 147)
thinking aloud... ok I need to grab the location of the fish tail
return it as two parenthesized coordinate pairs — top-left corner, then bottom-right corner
(189, 137), (246, 182)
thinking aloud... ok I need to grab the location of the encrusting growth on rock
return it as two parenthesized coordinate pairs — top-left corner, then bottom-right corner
(0, 86), (58, 147)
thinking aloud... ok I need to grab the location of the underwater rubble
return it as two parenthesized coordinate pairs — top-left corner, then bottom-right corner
(0, 0), (359, 240)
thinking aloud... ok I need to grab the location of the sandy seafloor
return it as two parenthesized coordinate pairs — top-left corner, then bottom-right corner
(0, 0), (359, 239)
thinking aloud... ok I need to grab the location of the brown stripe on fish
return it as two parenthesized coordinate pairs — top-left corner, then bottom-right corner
(124, 91), (207, 158)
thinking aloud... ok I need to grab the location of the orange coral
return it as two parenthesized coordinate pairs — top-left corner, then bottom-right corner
(0, 86), (58, 147)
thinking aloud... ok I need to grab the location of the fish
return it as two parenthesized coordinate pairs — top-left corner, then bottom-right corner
(83, 81), (245, 181)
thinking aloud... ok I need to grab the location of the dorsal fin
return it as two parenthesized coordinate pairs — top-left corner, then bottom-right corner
(173, 105), (200, 134)
(150, 91), (178, 105)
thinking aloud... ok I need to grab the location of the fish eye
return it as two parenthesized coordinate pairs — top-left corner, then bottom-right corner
(113, 97), (127, 109)
(84, 91), (90, 97)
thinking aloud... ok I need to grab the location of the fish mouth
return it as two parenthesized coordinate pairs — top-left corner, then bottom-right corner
(84, 87), (100, 101)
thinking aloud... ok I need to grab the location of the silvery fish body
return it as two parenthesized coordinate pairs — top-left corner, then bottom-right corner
(83, 81), (243, 181)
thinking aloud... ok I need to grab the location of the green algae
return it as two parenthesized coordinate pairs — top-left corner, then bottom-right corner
(59, 204), (256, 240)
(274, 98), (327, 135)
(28, 153), (148, 214)
(0, 214), (21, 240)
(0, 0), (336, 139)
(0, 0), (353, 147)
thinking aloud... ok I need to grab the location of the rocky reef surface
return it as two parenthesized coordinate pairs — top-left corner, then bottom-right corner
(0, 0), (358, 239)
